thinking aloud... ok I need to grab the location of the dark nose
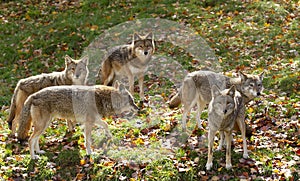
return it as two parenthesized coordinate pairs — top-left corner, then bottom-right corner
(144, 51), (148, 55)
(257, 92), (261, 96)
(224, 109), (227, 114)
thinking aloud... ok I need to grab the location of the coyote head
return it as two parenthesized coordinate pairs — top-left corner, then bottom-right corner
(210, 85), (236, 118)
(65, 55), (89, 85)
(112, 81), (139, 114)
(239, 71), (264, 100)
(132, 32), (155, 61)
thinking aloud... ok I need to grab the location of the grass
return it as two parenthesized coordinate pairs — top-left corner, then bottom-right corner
(1, 0), (299, 180)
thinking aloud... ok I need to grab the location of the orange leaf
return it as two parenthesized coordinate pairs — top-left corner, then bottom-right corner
(296, 149), (300, 156)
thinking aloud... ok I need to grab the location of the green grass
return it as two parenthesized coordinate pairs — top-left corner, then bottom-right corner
(1, 0), (299, 180)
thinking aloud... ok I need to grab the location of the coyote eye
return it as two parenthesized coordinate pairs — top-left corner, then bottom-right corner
(250, 83), (254, 87)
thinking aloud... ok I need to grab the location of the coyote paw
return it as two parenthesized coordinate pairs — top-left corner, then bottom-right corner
(243, 153), (248, 159)
(196, 122), (203, 129)
(226, 163), (232, 170)
(31, 155), (41, 160)
(216, 144), (224, 151)
(36, 150), (46, 154)
(206, 162), (213, 170)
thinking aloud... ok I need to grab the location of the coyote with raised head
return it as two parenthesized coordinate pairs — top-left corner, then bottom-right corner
(98, 32), (155, 100)
(7, 55), (89, 134)
(17, 82), (139, 159)
(169, 70), (264, 158)
(206, 85), (243, 170)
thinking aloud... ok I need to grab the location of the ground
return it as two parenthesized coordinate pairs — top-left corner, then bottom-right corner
(0, 0), (299, 180)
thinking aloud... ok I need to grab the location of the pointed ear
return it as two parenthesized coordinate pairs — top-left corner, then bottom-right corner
(65, 55), (73, 65)
(149, 32), (155, 53)
(133, 32), (141, 41)
(80, 55), (89, 65)
(238, 71), (247, 81)
(227, 86), (235, 96)
(211, 85), (221, 97)
(145, 32), (153, 40)
(259, 71), (264, 80)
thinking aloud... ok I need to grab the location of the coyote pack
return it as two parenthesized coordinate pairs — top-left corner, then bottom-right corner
(169, 70), (264, 159)
(7, 55), (89, 134)
(98, 32), (155, 100)
(17, 82), (138, 159)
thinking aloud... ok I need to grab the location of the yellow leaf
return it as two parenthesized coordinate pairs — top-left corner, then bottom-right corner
(248, 107), (254, 113)
(25, 14), (31, 20)
(80, 159), (85, 165)
(133, 138), (144, 145)
(216, 10), (223, 15)
(49, 28), (54, 33)
(90, 25), (98, 31)
(264, 22), (270, 27)
(128, 16), (134, 21)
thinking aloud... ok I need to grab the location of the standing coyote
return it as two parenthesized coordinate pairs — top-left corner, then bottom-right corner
(169, 70), (264, 158)
(17, 82), (139, 159)
(206, 85), (243, 170)
(7, 55), (89, 134)
(98, 32), (155, 100)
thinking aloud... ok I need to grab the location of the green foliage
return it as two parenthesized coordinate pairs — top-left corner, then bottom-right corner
(0, 0), (299, 180)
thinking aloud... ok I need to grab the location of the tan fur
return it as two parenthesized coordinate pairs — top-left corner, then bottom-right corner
(206, 86), (243, 170)
(168, 70), (264, 160)
(17, 83), (138, 159)
(7, 55), (89, 134)
(98, 32), (155, 100)
(168, 71), (264, 130)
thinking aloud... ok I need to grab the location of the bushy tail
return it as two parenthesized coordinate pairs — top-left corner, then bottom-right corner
(168, 89), (182, 109)
(7, 86), (19, 129)
(17, 96), (33, 141)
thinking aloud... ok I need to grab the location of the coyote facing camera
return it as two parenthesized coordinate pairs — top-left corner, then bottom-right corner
(206, 85), (243, 170)
(17, 82), (139, 159)
(7, 55), (89, 134)
(98, 32), (155, 100)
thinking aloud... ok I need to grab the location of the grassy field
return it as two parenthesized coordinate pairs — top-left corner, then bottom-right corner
(0, 0), (299, 180)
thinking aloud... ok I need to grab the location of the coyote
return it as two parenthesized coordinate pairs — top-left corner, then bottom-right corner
(98, 32), (155, 100)
(7, 55), (89, 134)
(168, 70), (264, 158)
(17, 82), (139, 159)
(206, 85), (243, 170)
